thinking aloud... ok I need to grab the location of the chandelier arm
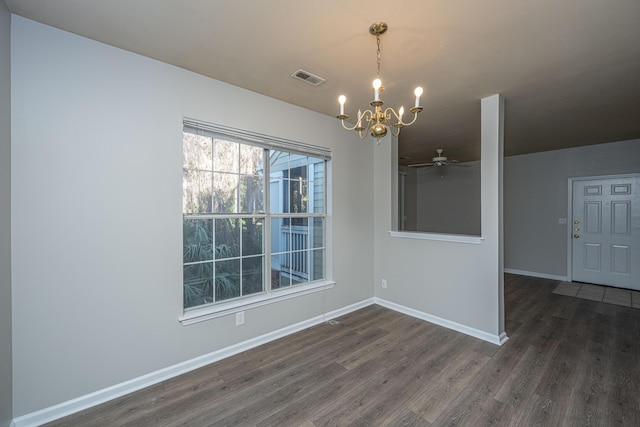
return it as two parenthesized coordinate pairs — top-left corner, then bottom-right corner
(359, 110), (375, 139)
(400, 110), (420, 127)
(339, 119), (356, 131)
(359, 109), (374, 128)
(384, 107), (421, 127)
(340, 109), (374, 132)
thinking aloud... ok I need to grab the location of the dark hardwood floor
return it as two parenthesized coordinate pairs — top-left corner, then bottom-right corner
(46, 274), (640, 426)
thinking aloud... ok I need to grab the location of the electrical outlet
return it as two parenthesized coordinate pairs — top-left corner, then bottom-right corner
(235, 311), (245, 326)
(381, 279), (387, 288)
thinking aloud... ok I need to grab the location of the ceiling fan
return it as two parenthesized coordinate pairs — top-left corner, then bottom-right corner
(407, 149), (464, 169)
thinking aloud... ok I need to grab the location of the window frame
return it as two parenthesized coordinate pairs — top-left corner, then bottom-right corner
(180, 119), (334, 326)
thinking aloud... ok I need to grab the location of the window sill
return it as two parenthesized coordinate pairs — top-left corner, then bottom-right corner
(179, 280), (336, 326)
(389, 230), (484, 244)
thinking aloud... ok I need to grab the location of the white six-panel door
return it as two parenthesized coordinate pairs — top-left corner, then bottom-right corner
(571, 175), (640, 290)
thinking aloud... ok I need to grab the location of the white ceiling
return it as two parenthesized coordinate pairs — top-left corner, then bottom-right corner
(6, 0), (640, 164)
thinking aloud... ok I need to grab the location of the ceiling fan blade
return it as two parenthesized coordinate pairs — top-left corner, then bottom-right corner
(408, 162), (435, 168)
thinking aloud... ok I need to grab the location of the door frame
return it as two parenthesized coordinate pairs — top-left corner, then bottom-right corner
(567, 172), (640, 282)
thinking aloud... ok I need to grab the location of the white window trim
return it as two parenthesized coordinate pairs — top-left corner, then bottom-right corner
(389, 230), (484, 244)
(179, 280), (336, 326)
(181, 119), (333, 324)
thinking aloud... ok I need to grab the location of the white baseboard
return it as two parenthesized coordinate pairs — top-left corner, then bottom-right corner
(11, 298), (375, 427)
(497, 331), (509, 345)
(504, 268), (567, 281)
(374, 297), (508, 346)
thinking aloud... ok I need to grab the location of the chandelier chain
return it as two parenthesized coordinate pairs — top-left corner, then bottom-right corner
(376, 35), (381, 79)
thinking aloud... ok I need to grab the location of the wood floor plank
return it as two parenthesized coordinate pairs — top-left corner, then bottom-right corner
(493, 342), (558, 407)
(386, 409), (431, 427)
(206, 361), (348, 426)
(359, 344), (486, 425)
(604, 312), (640, 425)
(406, 350), (491, 423)
(258, 322), (390, 376)
(309, 335), (441, 426)
(45, 274), (640, 427)
(212, 311), (368, 378)
(256, 345), (394, 426)
(561, 339), (611, 426)
(531, 341), (582, 424)
(335, 318), (430, 370)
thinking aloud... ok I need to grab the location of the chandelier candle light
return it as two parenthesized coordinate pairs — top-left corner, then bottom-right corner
(337, 22), (423, 143)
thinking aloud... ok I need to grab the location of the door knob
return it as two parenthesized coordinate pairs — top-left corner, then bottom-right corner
(573, 234), (580, 238)
(573, 220), (579, 224)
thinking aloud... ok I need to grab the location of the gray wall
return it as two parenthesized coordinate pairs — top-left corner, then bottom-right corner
(414, 161), (481, 235)
(0, 2), (12, 426)
(399, 167), (418, 231)
(504, 138), (640, 278)
(374, 95), (504, 340)
(403, 138), (640, 278)
(11, 16), (373, 416)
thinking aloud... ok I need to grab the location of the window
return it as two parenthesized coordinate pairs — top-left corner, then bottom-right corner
(182, 120), (330, 315)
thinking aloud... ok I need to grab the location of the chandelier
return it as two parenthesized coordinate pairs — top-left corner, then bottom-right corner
(337, 22), (423, 143)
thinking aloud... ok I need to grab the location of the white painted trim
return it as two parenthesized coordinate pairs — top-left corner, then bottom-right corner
(10, 297), (375, 427)
(569, 173), (640, 182)
(389, 230), (484, 244)
(497, 332), (509, 345)
(567, 178), (574, 282)
(504, 268), (567, 281)
(179, 280), (336, 325)
(374, 297), (507, 346)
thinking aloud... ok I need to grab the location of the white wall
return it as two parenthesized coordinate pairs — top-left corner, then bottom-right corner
(0, 2), (12, 426)
(373, 95), (505, 341)
(504, 138), (640, 278)
(11, 16), (373, 417)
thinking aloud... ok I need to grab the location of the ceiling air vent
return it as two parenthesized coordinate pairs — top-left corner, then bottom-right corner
(291, 69), (326, 86)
